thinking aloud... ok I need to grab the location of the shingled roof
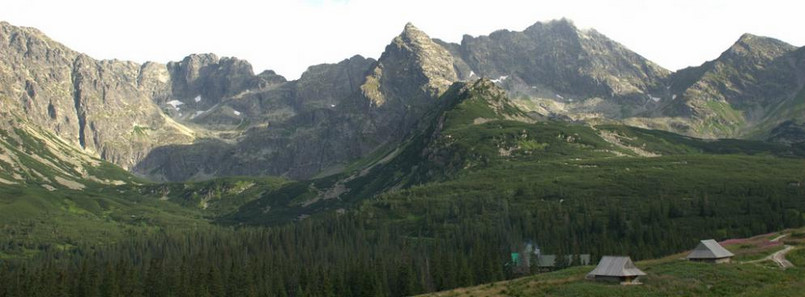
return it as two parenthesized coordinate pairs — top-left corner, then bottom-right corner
(587, 256), (646, 277)
(687, 239), (734, 259)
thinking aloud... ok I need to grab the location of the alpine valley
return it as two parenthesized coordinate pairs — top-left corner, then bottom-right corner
(0, 18), (804, 297)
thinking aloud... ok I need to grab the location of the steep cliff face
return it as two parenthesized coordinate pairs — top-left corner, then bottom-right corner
(2, 19), (803, 183)
(0, 113), (138, 190)
(0, 22), (195, 170)
(163, 54), (280, 120)
(133, 55), (382, 181)
(360, 23), (458, 139)
(361, 23), (457, 107)
(133, 23), (466, 182)
(0, 22), (81, 146)
(0, 19), (388, 182)
(439, 19), (671, 119)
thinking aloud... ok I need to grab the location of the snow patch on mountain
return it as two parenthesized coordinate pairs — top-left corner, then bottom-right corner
(491, 75), (509, 83)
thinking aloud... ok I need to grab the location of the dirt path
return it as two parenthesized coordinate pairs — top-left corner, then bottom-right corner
(770, 234), (789, 242)
(768, 245), (795, 268)
(768, 233), (794, 269)
(741, 233), (795, 268)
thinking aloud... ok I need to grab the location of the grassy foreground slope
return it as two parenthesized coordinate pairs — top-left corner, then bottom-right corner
(422, 230), (805, 297)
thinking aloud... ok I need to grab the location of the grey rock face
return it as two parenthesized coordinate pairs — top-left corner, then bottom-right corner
(362, 23), (457, 106)
(2, 19), (804, 183)
(0, 22), (194, 170)
(657, 34), (805, 138)
(166, 54), (270, 110)
(134, 22), (467, 181)
(360, 23), (458, 140)
(135, 55), (382, 181)
(440, 19), (670, 117)
(0, 22), (80, 144)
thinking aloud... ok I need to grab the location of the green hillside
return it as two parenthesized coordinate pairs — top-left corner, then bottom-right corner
(0, 80), (804, 296)
(0, 119), (289, 257)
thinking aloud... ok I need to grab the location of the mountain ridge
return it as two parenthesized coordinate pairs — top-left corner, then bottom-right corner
(648, 33), (805, 138)
(1, 19), (803, 183)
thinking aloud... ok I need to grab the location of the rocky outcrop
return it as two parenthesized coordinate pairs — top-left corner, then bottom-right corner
(0, 22), (80, 145)
(0, 22), (195, 170)
(134, 24), (465, 181)
(438, 19), (670, 118)
(656, 34), (805, 138)
(359, 23), (458, 141)
(362, 23), (457, 107)
(135, 55), (381, 181)
(166, 54), (275, 112)
(2, 19), (804, 183)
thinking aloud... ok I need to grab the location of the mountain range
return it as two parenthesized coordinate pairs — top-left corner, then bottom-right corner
(2, 19), (805, 295)
(0, 18), (803, 186)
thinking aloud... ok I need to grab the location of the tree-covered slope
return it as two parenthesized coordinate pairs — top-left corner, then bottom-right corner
(0, 78), (803, 297)
(226, 79), (805, 230)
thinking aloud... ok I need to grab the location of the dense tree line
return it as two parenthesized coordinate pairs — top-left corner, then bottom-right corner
(2, 151), (804, 297)
(0, 213), (511, 297)
(2, 180), (803, 296)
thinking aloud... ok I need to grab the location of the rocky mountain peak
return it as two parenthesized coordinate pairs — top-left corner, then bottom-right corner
(402, 22), (421, 35)
(182, 53), (220, 65)
(395, 22), (456, 85)
(166, 53), (264, 109)
(397, 22), (431, 46)
(724, 33), (795, 61)
(444, 18), (669, 114)
(361, 22), (457, 106)
(524, 18), (578, 34)
(1, 21), (47, 40)
(2, 19), (804, 183)
(256, 70), (287, 85)
(659, 32), (803, 139)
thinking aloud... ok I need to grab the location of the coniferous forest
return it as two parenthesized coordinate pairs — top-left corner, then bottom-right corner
(0, 58), (804, 296)
(1, 4), (805, 295)
(2, 171), (803, 296)
(2, 95), (805, 296)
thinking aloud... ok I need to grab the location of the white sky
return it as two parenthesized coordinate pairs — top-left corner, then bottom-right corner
(2, 0), (803, 79)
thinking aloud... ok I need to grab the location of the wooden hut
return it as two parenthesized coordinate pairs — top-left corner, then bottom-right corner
(687, 239), (734, 263)
(586, 256), (646, 285)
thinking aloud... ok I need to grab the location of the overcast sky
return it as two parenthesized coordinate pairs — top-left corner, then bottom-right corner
(3, 0), (803, 79)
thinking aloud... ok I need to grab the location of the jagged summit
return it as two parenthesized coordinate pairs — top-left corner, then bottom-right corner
(657, 30), (804, 139)
(394, 22), (448, 55)
(725, 33), (795, 59)
(361, 21), (457, 106)
(523, 18), (578, 33)
(1, 19), (803, 183)
(396, 22), (429, 44)
(444, 17), (670, 114)
(391, 22), (449, 59)
(0, 20), (197, 170)
(403, 22), (419, 33)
